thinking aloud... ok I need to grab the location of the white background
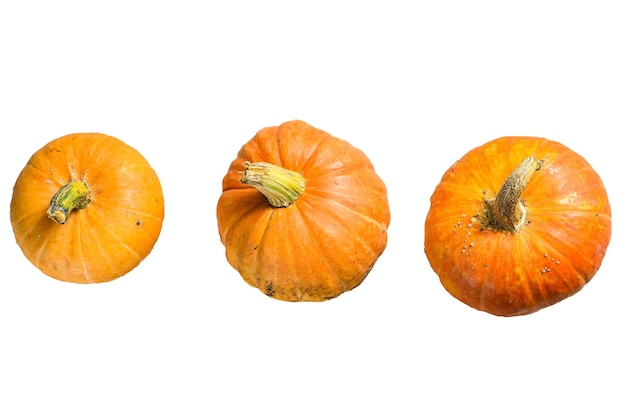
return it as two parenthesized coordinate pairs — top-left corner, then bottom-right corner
(1, 1), (624, 416)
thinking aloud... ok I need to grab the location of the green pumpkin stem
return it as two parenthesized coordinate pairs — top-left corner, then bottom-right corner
(47, 180), (92, 224)
(241, 161), (305, 208)
(482, 157), (541, 233)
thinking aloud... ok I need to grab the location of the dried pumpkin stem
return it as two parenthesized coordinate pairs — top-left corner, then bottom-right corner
(241, 161), (305, 208)
(483, 157), (541, 233)
(47, 180), (92, 224)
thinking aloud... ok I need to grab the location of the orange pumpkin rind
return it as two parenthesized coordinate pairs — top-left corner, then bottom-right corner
(10, 133), (165, 284)
(424, 137), (611, 316)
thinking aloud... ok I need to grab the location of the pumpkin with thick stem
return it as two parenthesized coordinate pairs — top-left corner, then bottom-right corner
(217, 120), (391, 302)
(424, 137), (611, 316)
(10, 133), (164, 283)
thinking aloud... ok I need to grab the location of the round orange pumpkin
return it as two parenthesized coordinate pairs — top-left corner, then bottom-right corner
(10, 133), (164, 284)
(216, 120), (391, 301)
(424, 137), (611, 316)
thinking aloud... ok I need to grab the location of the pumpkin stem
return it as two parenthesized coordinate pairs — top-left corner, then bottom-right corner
(47, 180), (92, 224)
(482, 157), (541, 233)
(241, 161), (305, 208)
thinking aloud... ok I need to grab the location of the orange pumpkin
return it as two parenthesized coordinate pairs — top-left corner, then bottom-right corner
(424, 137), (611, 316)
(216, 120), (391, 301)
(10, 133), (164, 284)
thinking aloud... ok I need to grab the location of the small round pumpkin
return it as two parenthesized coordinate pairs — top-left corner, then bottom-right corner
(10, 133), (164, 284)
(424, 137), (611, 316)
(216, 120), (391, 301)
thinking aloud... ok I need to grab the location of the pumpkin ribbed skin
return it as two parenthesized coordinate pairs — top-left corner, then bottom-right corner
(10, 133), (164, 283)
(424, 137), (611, 316)
(217, 120), (390, 301)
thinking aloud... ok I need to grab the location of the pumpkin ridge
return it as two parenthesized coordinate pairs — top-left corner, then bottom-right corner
(32, 225), (56, 272)
(25, 162), (66, 186)
(423, 184), (483, 228)
(95, 216), (143, 262)
(473, 215), (588, 314)
(249, 208), (275, 289)
(298, 195), (381, 264)
(74, 215), (94, 283)
(71, 210), (133, 283)
(425, 212), (474, 231)
(305, 162), (374, 181)
(117, 209), (164, 224)
(80, 206), (144, 264)
(58, 136), (83, 180)
(498, 251), (537, 314)
(10, 208), (42, 230)
(517, 229), (585, 308)
(514, 233), (558, 307)
(275, 129), (286, 169)
(298, 136), (331, 174)
(521, 221), (590, 285)
(276, 121), (330, 173)
(9, 208), (57, 260)
(293, 202), (345, 294)
(530, 208), (611, 219)
(303, 192), (389, 234)
(75, 133), (109, 174)
(220, 189), (271, 241)
(475, 236), (507, 312)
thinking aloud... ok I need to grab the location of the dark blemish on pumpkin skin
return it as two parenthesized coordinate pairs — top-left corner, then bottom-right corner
(265, 282), (276, 297)
(136, 220), (141, 226)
